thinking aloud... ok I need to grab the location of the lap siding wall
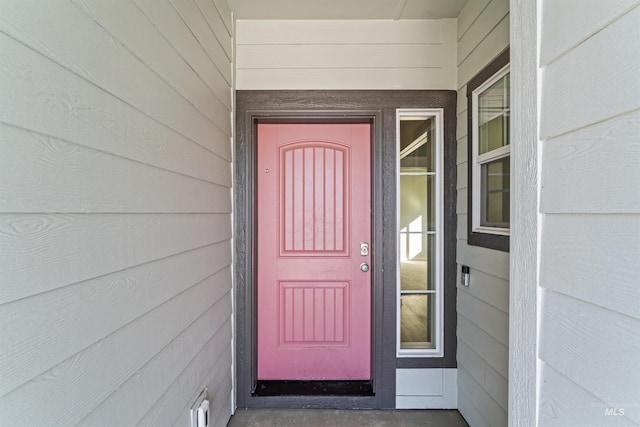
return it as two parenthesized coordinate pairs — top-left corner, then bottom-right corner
(455, 0), (510, 426)
(0, 0), (234, 425)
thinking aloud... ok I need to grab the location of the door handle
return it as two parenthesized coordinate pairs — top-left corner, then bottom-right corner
(360, 263), (370, 272)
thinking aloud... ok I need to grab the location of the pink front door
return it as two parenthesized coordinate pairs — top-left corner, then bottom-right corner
(256, 123), (371, 380)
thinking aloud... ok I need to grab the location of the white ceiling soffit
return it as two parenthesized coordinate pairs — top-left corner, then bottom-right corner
(227, 0), (469, 20)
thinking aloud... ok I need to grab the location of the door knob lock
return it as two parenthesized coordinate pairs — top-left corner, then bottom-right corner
(360, 263), (370, 272)
(360, 242), (369, 256)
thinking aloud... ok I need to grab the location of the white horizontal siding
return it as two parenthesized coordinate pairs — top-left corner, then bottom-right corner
(540, 291), (640, 403)
(457, 0), (508, 66)
(162, 343), (233, 427)
(212, 0), (232, 35)
(170, 0), (232, 84)
(539, 291), (640, 425)
(457, 268), (509, 314)
(457, 340), (507, 412)
(541, 111), (640, 214)
(235, 19), (458, 90)
(0, 31), (224, 183)
(237, 68), (447, 91)
(194, 0), (232, 59)
(0, 213), (231, 304)
(0, 244), (231, 397)
(458, 290), (508, 347)
(134, 0), (232, 111)
(458, 13), (510, 89)
(456, 108), (468, 140)
(0, 0), (233, 425)
(237, 44), (443, 69)
(236, 19), (444, 45)
(457, 316), (508, 379)
(456, 163), (468, 190)
(540, 5), (640, 140)
(0, 277), (230, 425)
(457, 241), (509, 280)
(457, 0), (491, 40)
(540, 215), (640, 319)
(456, 188), (468, 214)
(458, 389), (491, 427)
(1, 0), (231, 148)
(80, 315), (232, 426)
(455, 0), (510, 426)
(457, 367), (508, 427)
(538, 2), (640, 425)
(457, 214), (468, 240)
(540, 0), (639, 66)
(539, 363), (637, 426)
(0, 124), (231, 213)
(73, 0), (232, 135)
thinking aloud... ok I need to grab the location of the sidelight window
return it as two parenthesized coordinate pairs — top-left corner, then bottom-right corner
(396, 109), (443, 357)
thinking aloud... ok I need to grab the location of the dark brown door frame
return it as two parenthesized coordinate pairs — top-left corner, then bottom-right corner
(234, 90), (457, 409)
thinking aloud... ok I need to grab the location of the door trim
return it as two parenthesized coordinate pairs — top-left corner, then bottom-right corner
(234, 90), (457, 409)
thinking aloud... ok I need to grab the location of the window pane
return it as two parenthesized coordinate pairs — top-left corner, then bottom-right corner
(399, 117), (435, 171)
(481, 157), (510, 227)
(400, 141), (433, 170)
(397, 110), (442, 356)
(479, 114), (509, 154)
(400, 294), (435, 349)
(399, 175), (435, 232)
(399, 234), (435, 290)
(478, 73), (510, 155)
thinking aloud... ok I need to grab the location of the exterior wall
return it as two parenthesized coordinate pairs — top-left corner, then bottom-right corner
(0, 0), (234, 426)
(537, 1), (640, 425)
(235, 19), (457, 90)
(455, 1), (510, 426)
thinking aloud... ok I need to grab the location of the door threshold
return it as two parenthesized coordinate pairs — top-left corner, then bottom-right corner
(253, 380), (374, 397)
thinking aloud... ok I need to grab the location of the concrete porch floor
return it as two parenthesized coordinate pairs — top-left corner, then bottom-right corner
(227, 408), (469, 426)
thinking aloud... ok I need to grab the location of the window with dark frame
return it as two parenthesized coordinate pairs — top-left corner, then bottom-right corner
(467, 49), (510, 252)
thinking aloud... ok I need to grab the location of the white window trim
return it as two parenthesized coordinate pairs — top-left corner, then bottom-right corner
(396, 108), (444, 358)
(471, 64), (511, 236)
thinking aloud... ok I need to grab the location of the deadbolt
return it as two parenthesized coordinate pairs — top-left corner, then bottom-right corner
(360, 263), (370, 272)
(360, 242), (369, 256)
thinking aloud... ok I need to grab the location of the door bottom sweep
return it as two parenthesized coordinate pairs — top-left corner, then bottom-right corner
(253, 380), (374, 396)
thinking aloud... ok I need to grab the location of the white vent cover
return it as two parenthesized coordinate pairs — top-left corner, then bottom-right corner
(190, 387), (209, 427)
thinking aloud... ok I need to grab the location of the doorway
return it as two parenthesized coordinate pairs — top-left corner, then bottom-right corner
(234, 90), (457, 409)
